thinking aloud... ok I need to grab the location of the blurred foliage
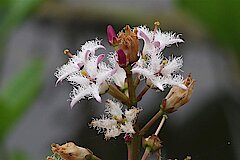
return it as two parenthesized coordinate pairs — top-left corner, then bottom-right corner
(0, 0), (44, 46)
(178, 0), (240, 58)
(0, 59), (44, 141)
(9, 151), (29, 160)
(0, 1), (45, 159)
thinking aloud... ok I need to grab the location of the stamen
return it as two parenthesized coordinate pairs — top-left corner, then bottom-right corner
(153, 21), (160, 40)
(162, 59), (168, 65)
(81, 70), (88, 77)
(154, 21), (160, 31)
(64, 49), (74, 58)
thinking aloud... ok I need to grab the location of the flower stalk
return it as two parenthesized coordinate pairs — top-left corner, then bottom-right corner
(137, 85), (149, 102)
(139, 108), (164, 136)
(141, 115), (167, 160)
(108, 84), (130, 105)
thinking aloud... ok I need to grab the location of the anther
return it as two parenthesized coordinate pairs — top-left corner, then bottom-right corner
(153, 21), (160, 40)
(64, 49), (74, 58)
(154, 21), (160, 31)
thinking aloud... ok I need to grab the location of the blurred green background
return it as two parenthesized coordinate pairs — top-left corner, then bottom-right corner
(0, 0), (240, 160)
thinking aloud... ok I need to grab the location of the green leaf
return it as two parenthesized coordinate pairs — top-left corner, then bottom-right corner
(178, 0), (240, 57)
(0, 59), (44, 140)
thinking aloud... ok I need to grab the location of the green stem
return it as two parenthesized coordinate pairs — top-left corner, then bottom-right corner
(139, 109), (164, 136)
(124, 64), (140, 160)
(125, 65), (137, 108)
(108, 84), (130, 105)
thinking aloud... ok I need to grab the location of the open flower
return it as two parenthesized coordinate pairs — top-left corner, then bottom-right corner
(132, 48), (186, 91)
(162, 74), (196, 113)
(90, 99), (142, 140)
(137, 25), (184, 56)
(55, 39), (105, 85)
(55, 39), (117, 107)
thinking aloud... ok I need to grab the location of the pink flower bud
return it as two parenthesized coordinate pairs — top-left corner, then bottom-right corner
(117, 49), (128, 67)
(107, 25), (117, 46)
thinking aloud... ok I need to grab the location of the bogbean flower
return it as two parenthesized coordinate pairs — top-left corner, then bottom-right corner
(55, 39), (118, 107)
(132, 48), (186, 91)
(137, 24), (184, 56)
(132, 24), (186, 91)
(55, 39), (105, 85)
(90, 99), (142, 140)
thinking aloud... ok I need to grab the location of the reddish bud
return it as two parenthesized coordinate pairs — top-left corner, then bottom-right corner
(117, 49), (128, 67)
(124, 133), (133, 143)
(107, 25), (117, 46)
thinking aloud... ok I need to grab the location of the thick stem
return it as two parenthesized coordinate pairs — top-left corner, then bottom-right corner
(125, 65), (137, 107)
(124, 64), (140, 160)
(139, 109), (164, 136)
(127, 144), (133, 160)
(108, 84), (130, 105)
(137, 85), (149, 102)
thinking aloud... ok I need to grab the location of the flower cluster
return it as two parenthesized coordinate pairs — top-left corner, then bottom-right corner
(90, 99), (142, 139)
(54, 23), (194, 140)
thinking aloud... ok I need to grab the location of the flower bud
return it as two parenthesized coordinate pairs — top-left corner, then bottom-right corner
(162, 74), (196, 113)
(118, 25), (139, 64)
(142, 135), (162, 152)
(124, 133), (133, 144)
(50, 142), (94, 160)
(107, 25), (118, 46)
(117, 49), (128, 67)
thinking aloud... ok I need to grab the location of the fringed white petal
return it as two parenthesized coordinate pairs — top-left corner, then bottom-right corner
(105, 126), (121, 139)
(125, 107), (142, 122)
(70, 87), (91, 108)
(121, 122), (135, 134)
(105, 100), (123, 120)
(161, 56), (183, 76)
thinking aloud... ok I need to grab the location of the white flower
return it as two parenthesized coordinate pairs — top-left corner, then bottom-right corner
(55, 39), (117, 107)
(132, 49), (186, 91)
(90, 100), (142, 139)
(55, 39), (105, 85)
(137, 25), (184, 55)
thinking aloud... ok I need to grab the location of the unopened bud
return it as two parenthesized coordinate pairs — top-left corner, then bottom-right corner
(162, 74), (196, 113)
(118, 25), (139, 64)
(124, 133), (133, 144)
(107, 25), (118, 46)
(142, 135), (162, 152)
(50, 142), (95, 160)
(117, 49), (128, 67)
